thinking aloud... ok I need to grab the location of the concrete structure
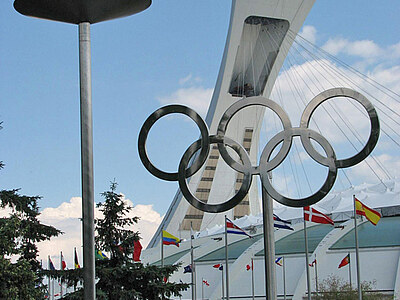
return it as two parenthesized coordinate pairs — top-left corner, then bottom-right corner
(142, 179), (400, 299)
(148, 0), (316, 248)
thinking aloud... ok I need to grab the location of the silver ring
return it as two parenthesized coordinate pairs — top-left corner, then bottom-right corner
(300, 87), (380, 168)
(259, 128), (337, 207)
(138, 88), (380, 209)
(178, 135), (252, 213)
(217, 96), (292, 175)
(138, 105), (210, 181)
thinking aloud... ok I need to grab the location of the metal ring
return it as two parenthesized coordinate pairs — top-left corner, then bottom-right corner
(178, 135), (252, 213)
(300, 87), (380, 168)
(138, 105), (210, 181)
(260, 128), (337, 207)
(217, 96), (292, 175)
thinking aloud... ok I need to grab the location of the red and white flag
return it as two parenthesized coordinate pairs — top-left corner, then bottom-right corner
(304, 206), (334, 226)
(202, 279), (210, 286)
(61, 252), (67, 270)
(226, 218), (252, 238)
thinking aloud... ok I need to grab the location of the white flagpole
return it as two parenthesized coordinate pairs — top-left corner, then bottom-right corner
(60, 251), (63, 298)
(283, 256), (287, 300)
(251, 258), (255, 300)
(224, 215), (230, 300)
(303, 211), (312, 300)
(190, 222), (196, 300)
(353, 195), (362, 300)
(222, 266), (225, 300)
(315, 256), (318, 294)
(349, 253), (352, 288)
(161, 230), (164, 267)
(202, 277), (204, 300)
(48, 256), (51, 299)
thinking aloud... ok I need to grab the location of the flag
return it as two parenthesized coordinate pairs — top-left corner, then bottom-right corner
(246, 260), (253, 271)
(226, 218), (252, 238)
(274, 214), (294, 230)
(309, 259), (316, 267)
(275, 257), (283, 266)
(162, 230), (181, 247)
(338, 253), (350, 268)
(49, 256), (56, 271)
(61, 252), (67, 270)
(133, 240), (143, 262)
(304, 206), (334, 226)
(202, 279), (210, 286)
(95, 249), (108, 260)
(355, 198), (381, 225)
(213, 263), (223, 270)
(184, 265), (193, 273)
(74, 248), (81, 269)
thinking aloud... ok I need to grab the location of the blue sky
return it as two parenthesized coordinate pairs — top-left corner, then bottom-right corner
(1, 1), (400, 258)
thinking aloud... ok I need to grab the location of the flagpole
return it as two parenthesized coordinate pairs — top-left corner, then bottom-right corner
(353, 195), (362, 300)
(251, 258), (255, 300)
(303, 212), (312, 300)
(222, 265), (225, 300)
(349, 253), (352, 288)
(60, 251), (63, 298)
(224, 215), (230, 300)
(261, 185), (277, 300)
(283, 256), (287, 300)
(161, 230), (164, 267)
(190, 222), (196, 300)
(315, 256), (318, 294)
(202, 277), (204, 300)
(48, 256), (51, 300)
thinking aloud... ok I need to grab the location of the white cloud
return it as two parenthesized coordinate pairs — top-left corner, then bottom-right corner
(158, 86), (213, 117)
(36, 195), (162, 269)
(299, 25), (317, 45)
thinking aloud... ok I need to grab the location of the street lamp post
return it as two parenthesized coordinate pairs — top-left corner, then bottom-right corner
(13, 1), (151, 299)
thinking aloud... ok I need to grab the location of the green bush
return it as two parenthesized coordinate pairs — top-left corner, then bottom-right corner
(313, 274), (389, 299)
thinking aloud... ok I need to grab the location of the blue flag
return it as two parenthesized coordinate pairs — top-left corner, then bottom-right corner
(183, 264), (192, 273)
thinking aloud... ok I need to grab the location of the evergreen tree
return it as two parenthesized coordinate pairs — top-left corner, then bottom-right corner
(62, 182), (188, 299)
(0, 189), (62, 299)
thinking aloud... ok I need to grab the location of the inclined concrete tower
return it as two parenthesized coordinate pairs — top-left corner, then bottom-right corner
(148, 0), (316, 248)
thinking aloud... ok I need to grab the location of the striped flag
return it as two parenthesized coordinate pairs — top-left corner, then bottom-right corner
(74, 248), (81, 269)
(49, 256), (56, 271)
(275, 257), (283, 266)
(274, 214), (294, 230)
(355, 198), (381, 225)
(226, 218), (252, 238)
(61, 252), (67, 270)
(162, 230), (181, 247)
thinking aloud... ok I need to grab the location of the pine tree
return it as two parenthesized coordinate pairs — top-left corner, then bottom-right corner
(62, 182), (188, 299)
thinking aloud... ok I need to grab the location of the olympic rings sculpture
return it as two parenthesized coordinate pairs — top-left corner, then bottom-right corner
(138, 87), (380, 213)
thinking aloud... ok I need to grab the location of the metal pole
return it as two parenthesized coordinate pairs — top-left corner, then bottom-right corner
(48, 256), (51, 299)
(315, 257), (318, 294)
(78, 22), (95, 300)
(353, 195), (362, 300)
(224, 215), (230, 300)
(283, 256), (287, 300)
(161, 230), (164, 267)
(349, 253), (352, 288)
(202, 277), (204, 300)
(60, 252), (63, 298)
(251, 258), (255, 300)
(303, 215), (312, 300)
(261, 186), (277, 300)
(222, 266), (225, 300)
(190, 223), (196, 300)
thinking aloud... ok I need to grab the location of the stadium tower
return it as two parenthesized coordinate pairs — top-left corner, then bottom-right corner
(148, 0), (316, 248)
